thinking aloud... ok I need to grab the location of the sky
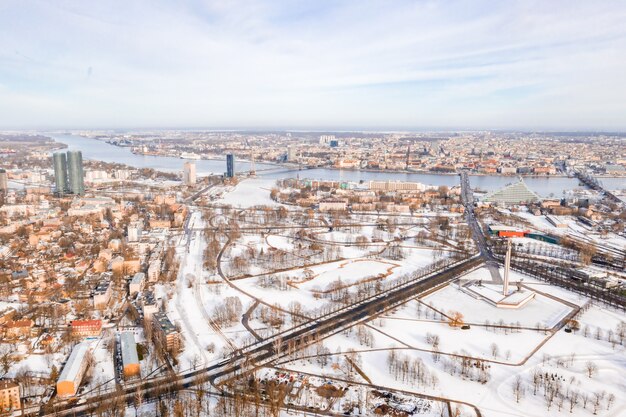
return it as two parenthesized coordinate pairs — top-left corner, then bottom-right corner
(1, 0), (626, 131)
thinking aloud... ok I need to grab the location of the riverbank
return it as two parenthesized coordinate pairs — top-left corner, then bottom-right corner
(46, 133), (624, 196)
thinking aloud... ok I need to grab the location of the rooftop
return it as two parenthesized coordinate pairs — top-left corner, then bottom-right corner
(58, 343), (89, 383)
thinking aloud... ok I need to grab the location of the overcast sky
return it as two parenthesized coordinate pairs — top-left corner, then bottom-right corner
(1, 0), (626, 130)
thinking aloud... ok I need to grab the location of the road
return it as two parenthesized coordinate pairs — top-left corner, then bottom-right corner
(36, 252), (480, 416)
(36, 184), (483, 416)
(460, 171), (502, 283)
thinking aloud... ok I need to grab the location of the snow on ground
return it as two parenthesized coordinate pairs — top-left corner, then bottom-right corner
(8, 351), (66, 379)
(266, 234), (295, 251)
(87, 337), (116, 391)
(168, 210), (255, 370)
(284, 303), (626, 417)
(370, 318), (547, 364)
(217, 178), (280, 207)
(416, 280), (573, 328)
(296, 260), (398, 291)
(231, 245), (444, 315)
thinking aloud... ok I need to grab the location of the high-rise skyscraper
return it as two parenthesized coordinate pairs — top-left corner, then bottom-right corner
(0, 169), (8, 192)
(226, 154), (235, 178)
(53, 152), (69, 196)
(183, 161), (196, 185)
(53, 151), (84, 196)
(67, 151), (85, 196)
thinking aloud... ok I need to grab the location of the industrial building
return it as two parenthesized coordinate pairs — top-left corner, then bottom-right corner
(546, 215), (568, 228)
(120, 332), (140, 378)
(56, 343), (89, 397)
(487, 225), (528, 238)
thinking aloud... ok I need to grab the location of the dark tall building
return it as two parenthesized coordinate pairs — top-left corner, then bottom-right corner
(53, 151), (84, 196)
(226, 154), (235, 178)
(67, 151), (85, 195)
(53, 152), (69, 196)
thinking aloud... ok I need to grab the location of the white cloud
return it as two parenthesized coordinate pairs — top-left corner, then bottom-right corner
(0, 0), (625, 129)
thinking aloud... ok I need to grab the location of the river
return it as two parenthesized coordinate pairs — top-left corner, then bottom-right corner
(50, 134), (624, 197)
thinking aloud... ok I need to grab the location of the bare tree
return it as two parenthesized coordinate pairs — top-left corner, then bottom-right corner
(585, 361), (598, 378)
(569, 389), (579, 413)
(490, 342), (499, 359)
(512, 375), (525, 403)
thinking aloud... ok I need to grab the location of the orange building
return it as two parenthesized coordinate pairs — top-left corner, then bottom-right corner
(2, 319), (34, 339)
(120, 332), (140, 378)
(0, 380), (21, 411)
(57, 343), (89, 397)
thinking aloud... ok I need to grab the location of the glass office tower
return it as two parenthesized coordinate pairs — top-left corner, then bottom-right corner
(53, 152), (69, 196)
(226, 154), (235, 178)
(67, 151), (85, 196)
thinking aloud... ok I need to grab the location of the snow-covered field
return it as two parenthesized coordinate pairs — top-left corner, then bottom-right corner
(216, 178), (280, 207)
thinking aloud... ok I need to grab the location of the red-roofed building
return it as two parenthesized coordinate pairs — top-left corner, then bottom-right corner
(70, 320), (102, 337)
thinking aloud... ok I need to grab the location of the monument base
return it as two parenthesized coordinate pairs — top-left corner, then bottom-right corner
(464, 282), (536, 309)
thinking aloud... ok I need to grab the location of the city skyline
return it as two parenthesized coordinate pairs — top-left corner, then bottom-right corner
(1, 0), (626, 131)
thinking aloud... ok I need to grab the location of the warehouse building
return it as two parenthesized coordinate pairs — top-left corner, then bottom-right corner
(57, 343), (89, 397)
(120, 332), (140, 378)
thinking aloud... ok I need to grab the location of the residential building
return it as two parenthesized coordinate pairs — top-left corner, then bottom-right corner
(0, 169), (8, 192)
(127, 221), (143, 242)
(2, 319), (34, 339)
(319, 199), (348, 211)
(142, 291), (158, 320)
(70, 319), (102, 338)
(287, 145), (297, 162)
(0, 380), (21, 411)
(183, 161), (196, 185)
(129, 272), (145, 296)
(369, 180), (426, 191)
(147, 259), (161, 282)
(93, 278), (112, 310)
(152, 312), (181, 352)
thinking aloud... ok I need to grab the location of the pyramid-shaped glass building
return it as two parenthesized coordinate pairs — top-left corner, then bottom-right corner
(483, 179), (541, 205)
